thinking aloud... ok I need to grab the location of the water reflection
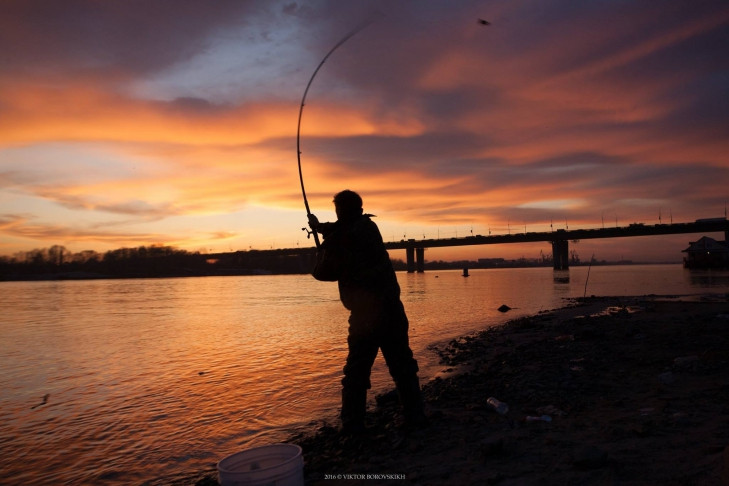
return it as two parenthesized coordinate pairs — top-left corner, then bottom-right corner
(685, 269), (729, 288)
(553, 269), (570, 284)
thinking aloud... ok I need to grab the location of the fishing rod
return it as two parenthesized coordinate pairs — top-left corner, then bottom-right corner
(297, 16), (381, 249)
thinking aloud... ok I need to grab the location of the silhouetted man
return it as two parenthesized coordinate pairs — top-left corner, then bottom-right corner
(309, 190), (425, 434)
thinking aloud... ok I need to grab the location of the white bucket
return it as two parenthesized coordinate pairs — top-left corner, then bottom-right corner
(217, 443), (304, 486)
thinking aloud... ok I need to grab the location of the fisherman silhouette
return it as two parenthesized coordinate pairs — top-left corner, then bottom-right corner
(309, 190), (426, 434)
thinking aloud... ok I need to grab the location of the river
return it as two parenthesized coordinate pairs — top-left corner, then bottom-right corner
(1, 264), (728, 484)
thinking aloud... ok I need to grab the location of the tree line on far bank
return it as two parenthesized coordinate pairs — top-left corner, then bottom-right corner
(0, 244), (323, 281)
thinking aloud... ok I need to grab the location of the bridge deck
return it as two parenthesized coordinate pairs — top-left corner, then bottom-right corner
(384, 220), (728, 250)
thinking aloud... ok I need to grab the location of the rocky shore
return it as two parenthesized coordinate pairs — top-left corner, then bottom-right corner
(194, 295), (729, 485)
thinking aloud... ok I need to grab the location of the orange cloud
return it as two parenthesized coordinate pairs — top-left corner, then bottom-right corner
(0, 80), (424, 148)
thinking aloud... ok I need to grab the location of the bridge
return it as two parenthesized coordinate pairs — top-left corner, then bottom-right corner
(383, 218), (729, 272)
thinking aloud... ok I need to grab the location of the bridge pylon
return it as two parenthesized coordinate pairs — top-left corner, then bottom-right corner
(406, 246), (415, 273)
(405, 244), (425, 273)
(552, 239), (569, 270)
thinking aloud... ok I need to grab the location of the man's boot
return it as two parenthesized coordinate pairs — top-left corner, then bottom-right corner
(396, 374), (427, 428)
(340, 387), (367, 434)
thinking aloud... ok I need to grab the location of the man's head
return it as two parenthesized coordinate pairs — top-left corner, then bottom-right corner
(333, 190), (363, 221)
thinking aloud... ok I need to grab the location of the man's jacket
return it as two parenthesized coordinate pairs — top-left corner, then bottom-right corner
(313, 215), (400, 310)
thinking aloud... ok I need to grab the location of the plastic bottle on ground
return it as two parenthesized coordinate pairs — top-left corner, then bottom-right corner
(487, 397), (509, 414)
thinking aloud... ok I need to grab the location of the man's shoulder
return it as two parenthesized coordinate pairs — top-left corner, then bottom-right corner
(354, 215), (380, 231)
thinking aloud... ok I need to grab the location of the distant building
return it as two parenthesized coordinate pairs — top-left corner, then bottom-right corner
(682, 236), (729, 269)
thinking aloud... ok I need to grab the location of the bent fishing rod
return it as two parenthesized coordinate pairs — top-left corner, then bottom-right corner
(297, 16), (380, 249)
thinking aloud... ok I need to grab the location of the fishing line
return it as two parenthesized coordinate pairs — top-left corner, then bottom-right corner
(297, 14), (382, 248)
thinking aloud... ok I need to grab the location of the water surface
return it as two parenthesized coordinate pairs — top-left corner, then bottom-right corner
(1, 265), (728, 483)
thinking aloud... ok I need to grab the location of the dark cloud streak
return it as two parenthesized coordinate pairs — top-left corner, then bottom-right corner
(0, 0), (259, 79)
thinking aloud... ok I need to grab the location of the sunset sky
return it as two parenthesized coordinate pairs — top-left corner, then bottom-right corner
(1, 0), (728, 263)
